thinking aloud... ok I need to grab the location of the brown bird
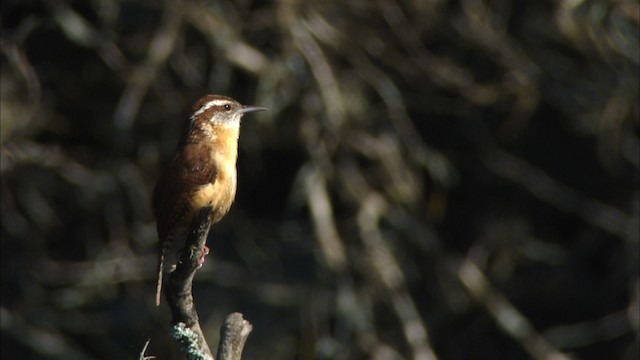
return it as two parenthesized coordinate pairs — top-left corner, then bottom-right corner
(152, 94), (267, 306)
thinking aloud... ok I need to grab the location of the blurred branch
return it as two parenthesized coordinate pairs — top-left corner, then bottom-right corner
(457, 259), (571, 360)
(46, 0), (127, 76)
(543, 304), (639, 350)
(294, 26), (346, 132)
(483, 149), (631, 239)
(114, 2), (184, 138)
(183, 2), (269, 75)
(303, 166), (347, 272)
(357, 193), (438, 360)
(303, 11), (459, 188)
(0, 307), (93, 360)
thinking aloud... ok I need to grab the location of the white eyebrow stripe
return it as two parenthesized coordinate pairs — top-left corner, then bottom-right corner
(190, 99), (230, 120)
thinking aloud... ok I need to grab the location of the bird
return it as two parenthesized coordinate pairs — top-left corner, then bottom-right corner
(152, 94), (267, 306)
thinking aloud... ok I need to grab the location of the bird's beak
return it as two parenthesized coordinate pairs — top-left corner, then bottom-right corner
(239, 105), (268, 114)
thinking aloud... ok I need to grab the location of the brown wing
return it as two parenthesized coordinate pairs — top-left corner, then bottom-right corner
(152, 143), (217, 238)
(152, 143), (216, 305)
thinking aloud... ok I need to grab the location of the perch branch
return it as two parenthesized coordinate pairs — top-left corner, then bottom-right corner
(166, 206), (215, 359)
(164, 206), (253, 360)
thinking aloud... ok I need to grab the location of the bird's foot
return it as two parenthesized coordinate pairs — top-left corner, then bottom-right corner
(197, 245), (210, 269)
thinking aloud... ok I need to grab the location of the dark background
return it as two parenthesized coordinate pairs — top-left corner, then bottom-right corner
(1, 1), (638, 359)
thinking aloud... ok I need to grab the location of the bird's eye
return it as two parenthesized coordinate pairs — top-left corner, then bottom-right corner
(223, 104), (231, 111)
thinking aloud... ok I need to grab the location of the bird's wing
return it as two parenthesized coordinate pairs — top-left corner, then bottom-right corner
(152, 144), (217, 238)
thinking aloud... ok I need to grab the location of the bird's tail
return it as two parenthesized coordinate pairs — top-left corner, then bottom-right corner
(155, 234), (172, 306)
